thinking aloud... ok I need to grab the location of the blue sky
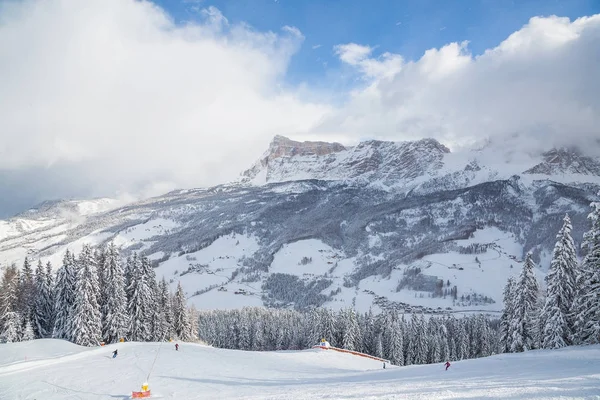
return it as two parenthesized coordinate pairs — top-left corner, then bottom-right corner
(154, 0), (600, 86)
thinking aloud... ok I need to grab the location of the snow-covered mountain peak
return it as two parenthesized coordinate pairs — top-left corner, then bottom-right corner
(523, 147), (600, 176)
(240, 135), (450, 186)
(268, 135), (347, 159)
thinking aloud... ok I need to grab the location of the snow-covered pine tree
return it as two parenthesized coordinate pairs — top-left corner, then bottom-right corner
(403, 315), (413, 365)
(306, 307), (322, 347)
(412, 314), (428, 364)
(63, 250), (79, 341)
(127, 253), (154, 342)
(388, 313), (404, 366)
(340, 308), (360, 351)
(32, 260), (54, 338)
(0, 264), (19, 329)
(157, 277), (173, 341)
(71, 245), (102, 346)
(574, 198), (600, 344)
(95, 247), (107, 312)
(475, 315), (492, 357)
(52, 251), (77, 339)
(541, 214), (578, 349)
(124, 253), (137, 303)
(237, 309), (251, 349)
(45, 262), (55, 332)
(172, 282), (190, 340)
(17, 258), (35, 327)
(137, 255), (161, 341)
(440, 321), (450, 362)
(1, 311), (22, 343)
(458, 321), (469, 360)
(186, 305), (199, 341)
(374, 332), (383, 359)
(251, 311), (265, 351)
(499, 277), (515, 353)
(511, 252), (540, 352)
(22, 319), (35, 341)
(101, 243), (129, 343)
(360, 309), (376, 355)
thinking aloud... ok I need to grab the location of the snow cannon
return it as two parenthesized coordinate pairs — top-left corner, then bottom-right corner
(131, 383), (151, 398)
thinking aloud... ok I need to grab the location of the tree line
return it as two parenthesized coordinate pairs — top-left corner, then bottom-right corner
(197, 307), (499, 366)
(500, 198), (600, 352)
(0, 243), (197, 345)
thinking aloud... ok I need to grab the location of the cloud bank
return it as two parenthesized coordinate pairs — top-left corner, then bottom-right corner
(0, 0), (328, 214)
(320, 15), (600, 154)
(0, 0), (599, 215)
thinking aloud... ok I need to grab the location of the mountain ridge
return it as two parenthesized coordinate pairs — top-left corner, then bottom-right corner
(1, 135), (599, 315)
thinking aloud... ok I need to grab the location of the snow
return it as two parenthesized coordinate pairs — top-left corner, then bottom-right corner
(153, 233), (262, 310)
(112, 218), (181, 250)
(270, 239), (343, 276)
(74, 198), (122, 216)
(1, 339), (599, 399)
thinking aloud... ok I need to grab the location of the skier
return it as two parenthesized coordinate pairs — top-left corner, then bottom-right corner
(445, 361), (451, 371)
(112, 349), (118, 359)
(175, 343), (179, 351)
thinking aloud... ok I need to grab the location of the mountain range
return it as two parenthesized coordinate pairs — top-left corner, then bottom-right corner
(1, 135), (599, 315)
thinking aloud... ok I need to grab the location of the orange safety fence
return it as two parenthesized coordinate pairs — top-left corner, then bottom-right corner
(312, 345), (390, 363)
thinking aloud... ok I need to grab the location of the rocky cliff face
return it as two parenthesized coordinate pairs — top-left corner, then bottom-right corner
(241, 136), (450, 187)
(524, 148), (600, 176)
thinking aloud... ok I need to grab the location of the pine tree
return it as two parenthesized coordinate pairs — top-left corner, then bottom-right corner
(541, 214), (578, 349)
(22, 319), (35, 341)
(127, 253), (154, 341)
(70, 245), (102, 346)
(32, 260), (54, 338)
(1, 311), (22, 343)
(172, 282), (190, 340)
(101, 243), (129, 343)
(17, 258), (35, 326)
(96, 247), (107, 311)
(158, 278), (174, 341)
(574, 199), (600, 344)
(388, 313), (404, 366)
(341, 308), (359, 351)
(499, 277), (515, 353)
(0, 264), (19, 331)
(137, 255), (160, 341)
(52, 251), (77, 340)
(186, 305), (199, 341)
(124, 254), (137, 303)
(45, 262), (55, 331)
(511, 252), (540, 352)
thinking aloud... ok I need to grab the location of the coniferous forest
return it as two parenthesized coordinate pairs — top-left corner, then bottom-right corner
(0, 243), (197, 345)
(0, 198), (599, 367)
(500, 200), (600, 352)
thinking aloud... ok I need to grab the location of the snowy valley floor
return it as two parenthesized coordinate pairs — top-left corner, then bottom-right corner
(0, 340), (599, 399)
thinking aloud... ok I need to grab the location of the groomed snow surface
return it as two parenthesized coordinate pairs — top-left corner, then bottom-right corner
(1, 340), (599, 399)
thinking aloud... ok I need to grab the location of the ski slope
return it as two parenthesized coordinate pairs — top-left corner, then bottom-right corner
(1, 340), (599, 399)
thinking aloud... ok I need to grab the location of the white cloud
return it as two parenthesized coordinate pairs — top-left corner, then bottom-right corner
(0, 0), (329, 206)
(0, 2), (599, 214)
(334, 43), (373, 65)
(319, 15), (600, 154)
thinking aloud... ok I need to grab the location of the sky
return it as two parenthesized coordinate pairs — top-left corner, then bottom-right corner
(0, 0), (599, 217)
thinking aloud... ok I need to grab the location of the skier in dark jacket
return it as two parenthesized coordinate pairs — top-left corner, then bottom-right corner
(445, 361), (451, 371)
(112, 349), (118, 358)
(175, 343), (179, 351)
